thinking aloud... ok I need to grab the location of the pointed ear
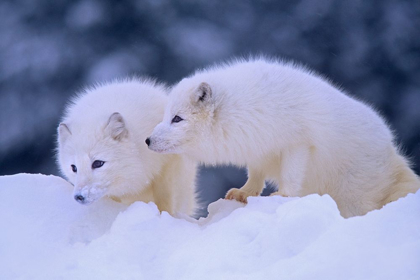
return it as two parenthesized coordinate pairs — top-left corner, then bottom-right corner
(58, 123), (71, 144)
(106, 112), (128, 141)
(194, 82), (212, 104)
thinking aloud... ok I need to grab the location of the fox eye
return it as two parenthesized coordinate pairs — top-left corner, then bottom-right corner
(71, 164), (77, 173)
(171, 115), (183, 123)
(92, 160), (105, 169)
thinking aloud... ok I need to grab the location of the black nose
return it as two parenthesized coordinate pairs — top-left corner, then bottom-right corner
(145, 137), (151, 146)
(74, 194), (85, 203)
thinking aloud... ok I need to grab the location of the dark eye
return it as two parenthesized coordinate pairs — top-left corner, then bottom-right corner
(171, 115), (183, 123)
(71, 165), (77, 173)
(92, 160), (105, 169)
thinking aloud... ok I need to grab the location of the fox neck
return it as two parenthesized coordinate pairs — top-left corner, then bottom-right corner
(187, 120), (250, 166)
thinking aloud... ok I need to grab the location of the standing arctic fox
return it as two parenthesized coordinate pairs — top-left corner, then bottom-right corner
(147, 58), (420, 218)
(57, 79), (197, 216)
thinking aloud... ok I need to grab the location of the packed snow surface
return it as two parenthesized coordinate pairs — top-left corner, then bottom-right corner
(1, 174), (419, 280)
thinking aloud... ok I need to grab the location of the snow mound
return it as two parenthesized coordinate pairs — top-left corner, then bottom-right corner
(1, 174), (419, 279)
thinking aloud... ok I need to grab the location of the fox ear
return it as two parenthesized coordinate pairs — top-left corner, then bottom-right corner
(58, 123), (71, 144)
(194, 82), (212, 104)
(106, 112), (128, 141)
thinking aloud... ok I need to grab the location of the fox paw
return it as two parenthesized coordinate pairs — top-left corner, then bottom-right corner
(270, 191), (289, 197)
(225, 188), (250, 204)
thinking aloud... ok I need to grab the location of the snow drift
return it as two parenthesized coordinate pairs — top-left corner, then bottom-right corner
(0, 174), (419, 280)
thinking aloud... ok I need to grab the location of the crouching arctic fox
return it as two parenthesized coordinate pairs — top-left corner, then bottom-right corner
(147, 58), (420, 218)
(57, 79), (197, 216)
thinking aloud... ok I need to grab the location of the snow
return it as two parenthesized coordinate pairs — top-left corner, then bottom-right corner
(1, 173), (419, 280)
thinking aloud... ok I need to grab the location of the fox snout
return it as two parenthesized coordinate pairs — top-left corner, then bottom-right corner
(73, 185), (105, 205)
(145, 136), (164, 153)
(74, 194), (89, 205)
(74, 194), (85, 203)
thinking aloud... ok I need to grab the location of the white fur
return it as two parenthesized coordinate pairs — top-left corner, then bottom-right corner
(57, 78), (197, 217)
(148, 58), (420, 218)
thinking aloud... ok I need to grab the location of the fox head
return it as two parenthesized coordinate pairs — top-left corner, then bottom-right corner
(146, 81), (215, 156)
(58, 112), (135, 205)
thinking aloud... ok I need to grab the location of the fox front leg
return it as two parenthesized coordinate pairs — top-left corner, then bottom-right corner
(225, 168), (265, 203)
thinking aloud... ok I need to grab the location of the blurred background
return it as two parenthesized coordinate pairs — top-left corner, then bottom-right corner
(1, 0), (419, 216)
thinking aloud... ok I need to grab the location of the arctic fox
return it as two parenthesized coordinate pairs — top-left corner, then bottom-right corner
(57, 79), (197, 216)
(147, 58), (420, 218)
